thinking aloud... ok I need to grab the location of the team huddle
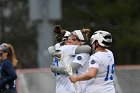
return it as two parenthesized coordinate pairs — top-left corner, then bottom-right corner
(48, 25), (115, 93)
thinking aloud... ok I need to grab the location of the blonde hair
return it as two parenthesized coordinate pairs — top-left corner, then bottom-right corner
(1, 43), (18, 68)
(81, 28), (91, 41)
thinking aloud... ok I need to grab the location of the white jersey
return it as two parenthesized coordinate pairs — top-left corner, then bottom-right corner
(72, 53), (90, 93)
(55, 43), (61, 50)
(86, 49), (115, 93)
(54, 45), (90, 93)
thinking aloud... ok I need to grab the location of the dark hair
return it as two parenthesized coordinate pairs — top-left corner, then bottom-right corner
(54, 25), (69, 43)
(54, 25), (62, 34)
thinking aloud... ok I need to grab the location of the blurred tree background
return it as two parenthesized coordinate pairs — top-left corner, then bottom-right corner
(0, 0), (139, 68)
(0, 0), (38, 68)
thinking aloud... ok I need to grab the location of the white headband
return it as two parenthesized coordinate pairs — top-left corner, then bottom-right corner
(73, 30), (85, 41)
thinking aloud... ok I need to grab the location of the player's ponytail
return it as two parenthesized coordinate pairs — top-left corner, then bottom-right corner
(53, 25), (70, 44)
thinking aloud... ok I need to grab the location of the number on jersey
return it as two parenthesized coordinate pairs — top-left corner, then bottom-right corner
(53, 58), (60, 76)
(105, 64), (114, 81)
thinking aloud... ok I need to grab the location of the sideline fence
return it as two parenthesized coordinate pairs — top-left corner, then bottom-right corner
(16, 68), (56, 93)
(115, 65), (140, 93)
(16, 65), (140, 93)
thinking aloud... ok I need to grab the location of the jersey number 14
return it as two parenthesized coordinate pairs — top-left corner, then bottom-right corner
(105, 64), (115, 81)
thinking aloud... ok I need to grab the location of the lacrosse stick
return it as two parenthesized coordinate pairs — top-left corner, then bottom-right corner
(60, 51), (80, 93)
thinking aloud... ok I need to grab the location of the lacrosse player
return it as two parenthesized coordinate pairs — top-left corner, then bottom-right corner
(50, 29), (91, 93)
(69, 30), (116, 93)
(0, 43), (18, 93)
(48, 26), (91, 76)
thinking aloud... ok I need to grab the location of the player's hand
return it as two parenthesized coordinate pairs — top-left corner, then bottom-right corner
(48, 46), (55, 55)
(69, 75), (78, 83)
(50, 65), (57, 73)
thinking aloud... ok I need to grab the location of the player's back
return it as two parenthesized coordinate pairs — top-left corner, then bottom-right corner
(72, 53), (90, 93)
(87, 49), (115, 93)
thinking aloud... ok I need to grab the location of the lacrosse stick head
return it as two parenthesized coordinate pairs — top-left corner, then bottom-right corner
(59, 51), (73, 75)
